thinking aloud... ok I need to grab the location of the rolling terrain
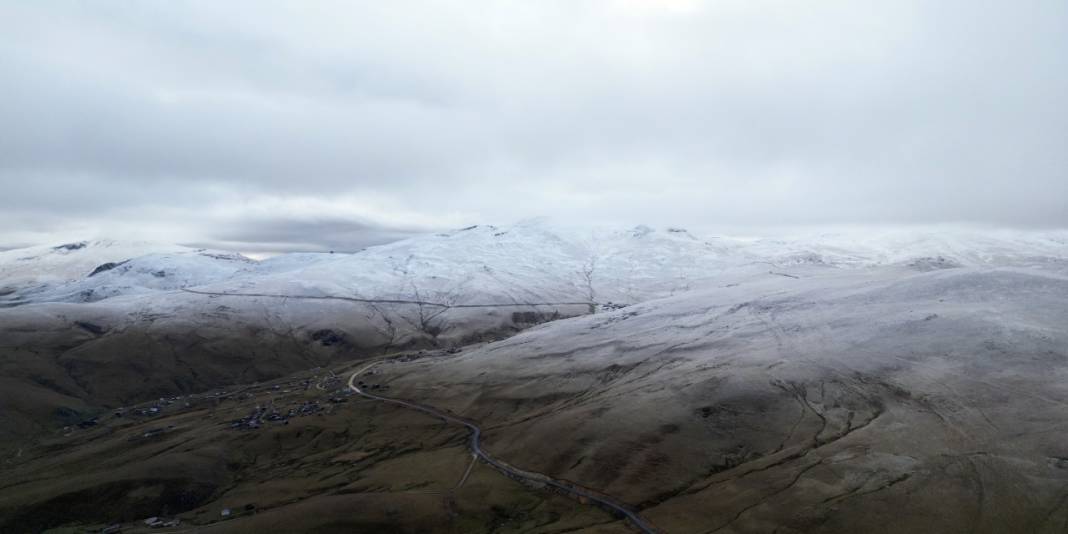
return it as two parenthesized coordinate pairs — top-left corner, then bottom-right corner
(381, 265), (1068, 532)
(1, 222), (1067, 532)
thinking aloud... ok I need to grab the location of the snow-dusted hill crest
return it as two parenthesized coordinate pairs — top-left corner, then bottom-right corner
(1, 222), (1066, 307)
(382, 265), (1068, 533)
(0, 240), (187, 286)
(0, 222), (1065, 444)
(0, 240), (258, 305)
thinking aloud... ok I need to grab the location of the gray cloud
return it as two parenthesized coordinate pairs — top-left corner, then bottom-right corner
(1, 1), (1066, 250)
(196, 216), (423, 254)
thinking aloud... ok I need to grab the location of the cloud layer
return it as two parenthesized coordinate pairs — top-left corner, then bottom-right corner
(2, 1), (1066, 251)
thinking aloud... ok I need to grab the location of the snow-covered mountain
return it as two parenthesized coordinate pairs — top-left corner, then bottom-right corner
(3, 221), (1066, 308)
(0, 240), (187, 290)
(0, 240), (254, 305)
(384, 265), (1068, 532)
(0, 221), (1065, 456)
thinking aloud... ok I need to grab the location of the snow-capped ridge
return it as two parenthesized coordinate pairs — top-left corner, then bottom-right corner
(0, 240), (257, 304)
(2, 222), (1067, 307)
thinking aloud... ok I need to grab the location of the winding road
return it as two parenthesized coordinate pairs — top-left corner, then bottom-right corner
(182, 288), (654, 530)
(347, 362), (660, 534)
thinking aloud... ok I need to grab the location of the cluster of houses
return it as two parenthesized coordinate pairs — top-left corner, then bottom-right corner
(142, 516), (181, 528)
(69, 395), (198, 435)
(229, 399), (327, 430)
(114, 395), (196, 419)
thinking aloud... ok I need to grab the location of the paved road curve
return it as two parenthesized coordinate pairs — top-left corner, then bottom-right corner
(347, 362), (660, 534)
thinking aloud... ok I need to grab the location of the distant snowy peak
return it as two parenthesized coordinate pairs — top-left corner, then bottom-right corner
(24, 252), (257, 304)
(408, 221), (1068, 268)
(0, 240), (258, 304)
(0, 240), (188, 286)
(1, 223), (1066, 307)
(743, 228), (1068, 268)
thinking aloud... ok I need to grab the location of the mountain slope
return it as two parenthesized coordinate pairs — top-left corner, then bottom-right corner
(0, 240), (253, 306)
(381, 266), (1068, 533)
(1, 222), (1066, 445)
(0, 240), (182, 292)
(0, 224), (1067, 532)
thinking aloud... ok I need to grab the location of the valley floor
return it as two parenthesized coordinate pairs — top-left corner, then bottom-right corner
(0, 349), (634, 533)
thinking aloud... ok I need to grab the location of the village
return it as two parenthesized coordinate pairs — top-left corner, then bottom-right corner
(27, 350), (471, 533)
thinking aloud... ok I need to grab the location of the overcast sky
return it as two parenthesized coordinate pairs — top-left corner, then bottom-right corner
(1, 1), (1066, 252)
